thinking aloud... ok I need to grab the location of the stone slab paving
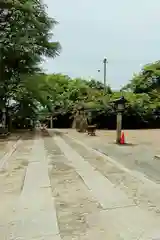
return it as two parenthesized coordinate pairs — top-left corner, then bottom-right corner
(64, 133), (160, 190)
(60, 133), (160, 216)
(54, 135), (160, 239)
(54, 136), (134, 209)
(8, 136), (61, 240)
(62, 129), (160, 183)
(87, 207), (160, 240)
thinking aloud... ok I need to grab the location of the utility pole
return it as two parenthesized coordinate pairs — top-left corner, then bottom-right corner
(103, 58), (107, 92)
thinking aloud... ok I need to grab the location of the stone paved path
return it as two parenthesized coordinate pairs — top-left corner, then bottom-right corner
(52, 133), (160, 240)
(54, 129), (160, 183)
(1, 130), (160, 239)
(54, 135), (134, 210)
(8, 134), (61, 240)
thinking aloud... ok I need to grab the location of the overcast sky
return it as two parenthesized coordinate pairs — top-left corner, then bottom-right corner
(43, 0), (160, 89)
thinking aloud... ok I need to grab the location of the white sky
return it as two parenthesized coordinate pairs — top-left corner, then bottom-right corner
(43, 0), (160, 89)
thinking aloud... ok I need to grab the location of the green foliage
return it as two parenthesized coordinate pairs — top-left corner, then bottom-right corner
(0, 0), (60, 128)
(36, 71), (160, 129)
(123, 61), (160, 93)
(0, 0), (159, 129)
(0, 0), (60, 105)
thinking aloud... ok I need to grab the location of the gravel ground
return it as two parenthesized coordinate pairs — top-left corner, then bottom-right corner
(0, 134), (21, 159)
(52, 130), (160, 182)
(0, 132), (35, 239)
(1, 129), (159, 239)
(52, 132), (160, 218)
(44, 134), (101, 240)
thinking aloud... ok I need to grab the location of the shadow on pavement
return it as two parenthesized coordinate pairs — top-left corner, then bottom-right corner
(0, 131), (35, 142)
(111, 142), (138, 147)
(41, 128), (63, 138)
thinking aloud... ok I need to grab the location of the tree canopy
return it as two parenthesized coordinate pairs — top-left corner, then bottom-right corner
(0, 0), (159, 130)
(0, 0), (60, 106)
(34, 72), (160, 129)
(0, 0), (60, 128)
(123, 61), (160, 94)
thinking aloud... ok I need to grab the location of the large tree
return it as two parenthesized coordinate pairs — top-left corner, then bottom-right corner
(123, 61), (160, 94)
(0, 0), (60, 127)
(0, 0), (60, 101)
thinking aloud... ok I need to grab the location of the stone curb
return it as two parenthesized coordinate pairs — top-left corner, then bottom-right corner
(154, 155), (160, 160)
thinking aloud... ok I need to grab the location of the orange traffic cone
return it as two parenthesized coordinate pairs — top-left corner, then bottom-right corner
(120, 131), (125, 144)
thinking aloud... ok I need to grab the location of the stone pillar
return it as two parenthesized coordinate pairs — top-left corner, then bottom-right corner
(116, 112), (122, 144)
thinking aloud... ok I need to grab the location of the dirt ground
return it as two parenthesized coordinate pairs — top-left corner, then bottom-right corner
(0, 132), (34, 238)
(0, 134), (20, 159)
(60, 134), (160, 216)
(55, 129), (160, 181)
(44, 135), (102, 239)
(47, 129), (160, 239)
(0, 129), (160, 239)
(56, 128), (160, 150)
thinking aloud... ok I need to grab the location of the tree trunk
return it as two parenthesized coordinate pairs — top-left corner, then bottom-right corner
(2, 109), (6, 129)
(50, 116), (53, 128)
(8, 115), (12, 132)
(72, 117), (76, 129)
